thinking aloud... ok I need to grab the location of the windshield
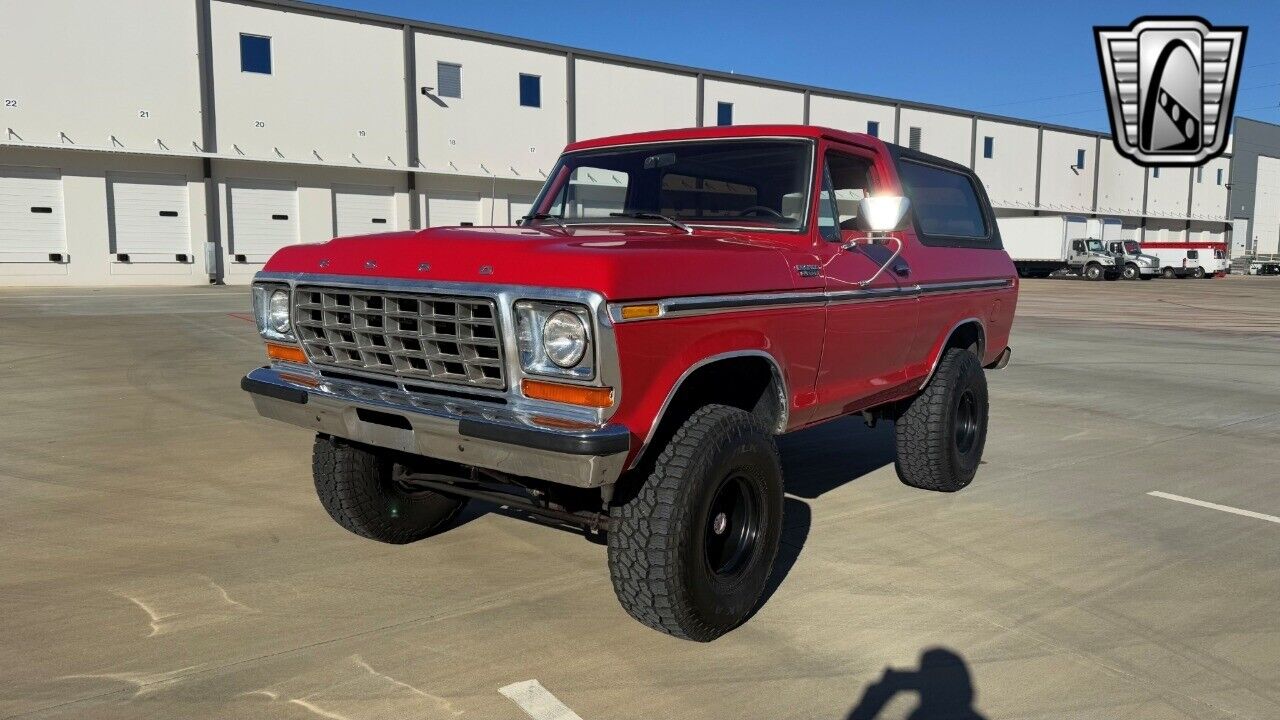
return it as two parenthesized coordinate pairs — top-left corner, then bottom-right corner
(1086, 239), (1105, 253)
(529, 139), (813, 230)
(1123, 241), (1141, 254)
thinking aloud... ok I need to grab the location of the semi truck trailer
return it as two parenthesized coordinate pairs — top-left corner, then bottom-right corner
(997, 215), (1123, 280)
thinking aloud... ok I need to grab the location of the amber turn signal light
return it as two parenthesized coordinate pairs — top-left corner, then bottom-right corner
(521, 378), (614, 408)
(620, 304), (661, 320)
(266, 342), (308, 364)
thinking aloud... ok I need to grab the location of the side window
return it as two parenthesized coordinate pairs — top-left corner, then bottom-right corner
(240, 34), (272, 74)
(1072, 240), (1085, 252)
(519, 73), (541, 107)
(716, 102), (733, 126)
(1187, 250), (1198, 259)
(896, 160), (989, 242)
(437, 62), (462, 99)
(817, 151), (875, 242)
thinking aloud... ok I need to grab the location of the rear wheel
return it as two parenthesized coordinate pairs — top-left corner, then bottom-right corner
(894, 348), (989, 492)
(311, 435), (467, 544)
(608, 405), (783, 641)
(1193, 266), (1207, 279)
(1162, 267), (1177, 279)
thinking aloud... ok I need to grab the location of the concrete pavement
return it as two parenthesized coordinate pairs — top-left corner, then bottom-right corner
(1, 278), (1278, 719)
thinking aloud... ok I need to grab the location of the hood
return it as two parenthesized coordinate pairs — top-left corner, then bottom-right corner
(262, 225), (801, 300)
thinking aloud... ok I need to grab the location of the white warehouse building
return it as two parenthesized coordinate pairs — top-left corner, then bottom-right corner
(0, 0), (1275, 287)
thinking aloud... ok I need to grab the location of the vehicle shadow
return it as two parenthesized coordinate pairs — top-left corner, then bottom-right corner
(759, 415), (896, 607)
(845, 647), (987, 720)
(778, 414), (896, 499)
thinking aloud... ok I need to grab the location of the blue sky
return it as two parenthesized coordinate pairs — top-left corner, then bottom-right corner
(335, 0), (1280, 133)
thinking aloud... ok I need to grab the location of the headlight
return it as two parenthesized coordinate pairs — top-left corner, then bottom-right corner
(252, 283), (295, 341)
(515, 301), (594, 379)
(267, 290), (290, 333)
(543, 310), (587, 368)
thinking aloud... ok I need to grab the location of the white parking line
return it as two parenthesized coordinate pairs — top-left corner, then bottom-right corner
(1148, 491), (1280, 525)
(499, 679), (584, 720)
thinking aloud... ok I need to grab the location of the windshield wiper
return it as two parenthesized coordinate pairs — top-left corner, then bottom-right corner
(522, 212), (566, 229)
(609, 211), (693, 235)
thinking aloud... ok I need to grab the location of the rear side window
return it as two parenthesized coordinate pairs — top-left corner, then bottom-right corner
(896, 160), (990, 243)
(1187, 250), (1199, 259)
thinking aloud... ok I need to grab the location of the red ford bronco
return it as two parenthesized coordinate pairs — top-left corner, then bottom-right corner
(242, 125), (1018, 641)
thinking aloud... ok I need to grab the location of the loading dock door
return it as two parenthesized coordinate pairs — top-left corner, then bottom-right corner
(426, 190), (482, 227)
(334, 185), (396, 237)
(1065, 216), (1088, 241)
(0, 166), (67, 262)
(508, 196), (535, 226)
(228, 179), (299, 263)
(107, 172), (192, 261)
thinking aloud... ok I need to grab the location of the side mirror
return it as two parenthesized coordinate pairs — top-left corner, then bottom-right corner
(857, 196), (911, 235)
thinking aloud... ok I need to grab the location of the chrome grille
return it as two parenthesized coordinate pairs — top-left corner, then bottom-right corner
(293, 286), (505, 390)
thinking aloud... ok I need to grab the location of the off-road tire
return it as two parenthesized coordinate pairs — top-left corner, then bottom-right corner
(607, 405), (783, 642)
(894, 348), (989, 492)
(1084, 263), (1103, 281)
(1123, 263), (1140, 280)
(312, 435), (466, 544)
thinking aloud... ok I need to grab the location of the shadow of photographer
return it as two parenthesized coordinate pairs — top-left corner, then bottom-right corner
(846, 647), (986, 720)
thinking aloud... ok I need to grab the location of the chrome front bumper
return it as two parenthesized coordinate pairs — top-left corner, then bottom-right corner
(241, 366), (630, 488)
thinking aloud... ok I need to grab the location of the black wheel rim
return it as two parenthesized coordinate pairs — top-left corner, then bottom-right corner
(954, 389), (979, 455)
(704, 474), (761, 579)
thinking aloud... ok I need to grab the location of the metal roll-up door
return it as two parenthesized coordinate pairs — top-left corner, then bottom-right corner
(334, 185), (396, 237)
(228, 179), (299, 263)
(107, 172), (192, 263)
(1065, 216), (1088, 241)
(508, 196), (535, 226)
(0, 166), (67, 262)
(426, 190), (482, 228)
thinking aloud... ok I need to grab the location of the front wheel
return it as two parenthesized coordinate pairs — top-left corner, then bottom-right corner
(1084, 263), (1103, 281)
(894, 348), (989, 492)
(312, 435), (467, 544)
(1123, 263), (1140, 280)
(608, 405), (783, 641)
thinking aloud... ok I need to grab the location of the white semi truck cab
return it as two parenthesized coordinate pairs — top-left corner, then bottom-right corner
(1106, 240), (1160, 280)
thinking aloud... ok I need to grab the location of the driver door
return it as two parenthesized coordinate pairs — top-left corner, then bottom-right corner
(810, 144), (919, 421)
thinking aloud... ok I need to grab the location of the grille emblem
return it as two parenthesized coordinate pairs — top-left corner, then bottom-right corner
(1095, 16), (1246, 166)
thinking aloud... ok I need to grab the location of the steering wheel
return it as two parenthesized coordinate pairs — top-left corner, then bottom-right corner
(736, 205), (786, 219)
